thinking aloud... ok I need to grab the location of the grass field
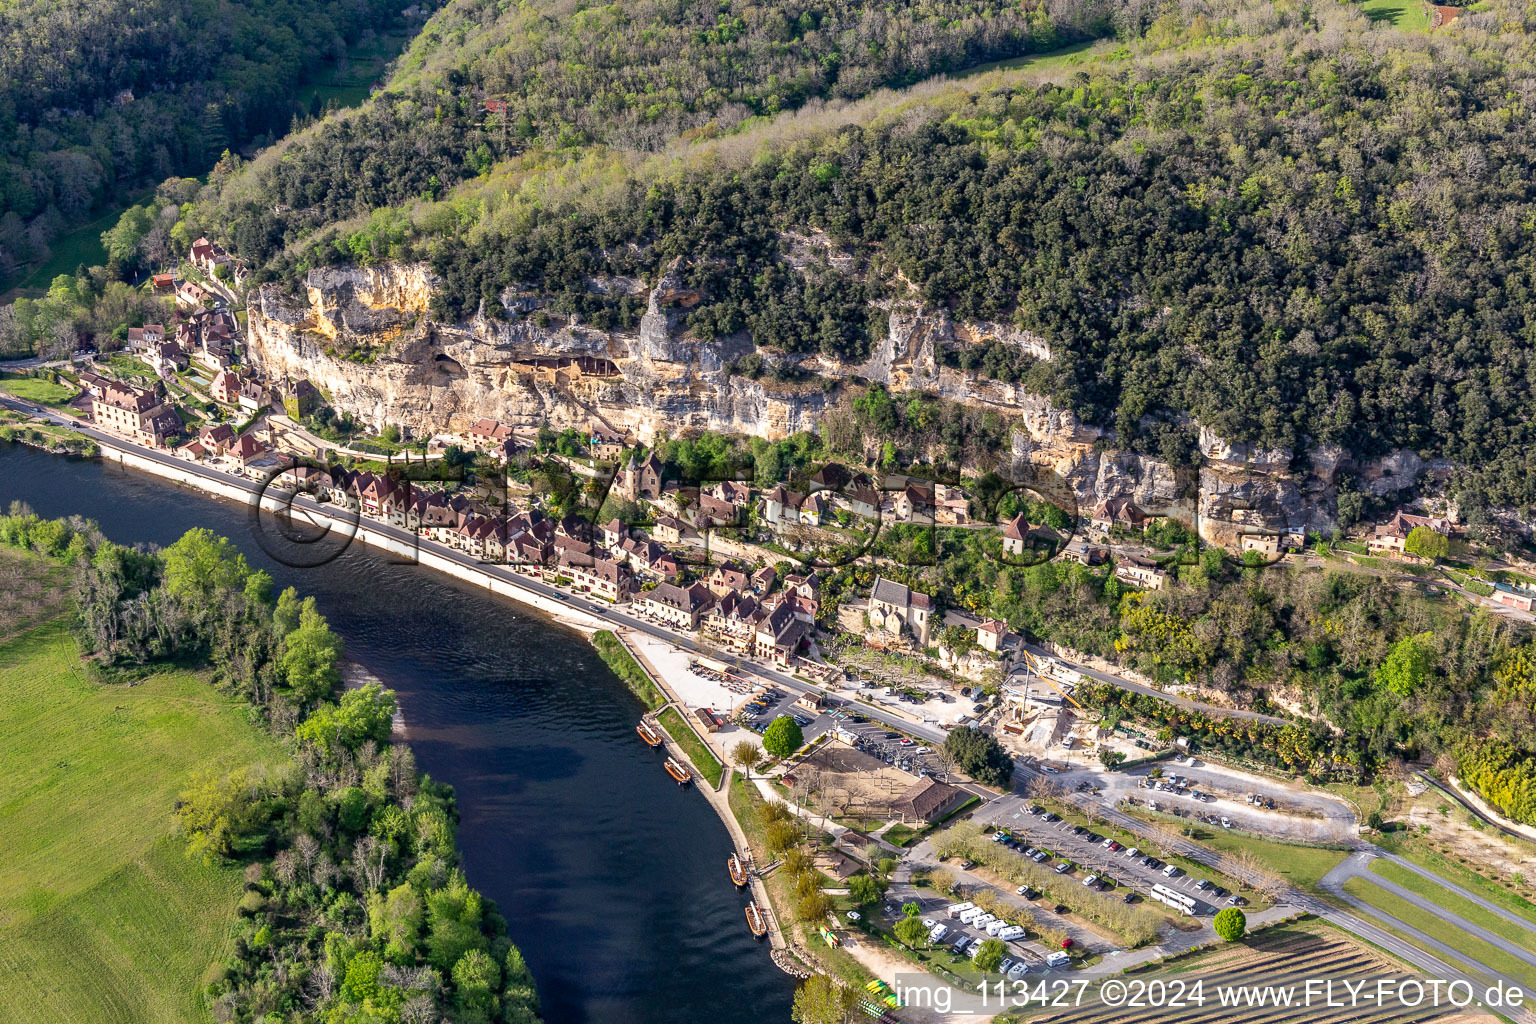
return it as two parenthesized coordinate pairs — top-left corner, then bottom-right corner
(658, 706), (724, 787)
(1390, 846), (1536, 927)
(0, 619), (283, 1024)
(1371, 860), (1536, 947)
(1358, 0), (1431, 29)
(0, 375), (78, 407)
(1193, 828), (1349, 893)
(1341, 876), (1535, 985)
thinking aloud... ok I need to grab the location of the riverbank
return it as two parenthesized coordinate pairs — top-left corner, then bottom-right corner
(0, 440), (799, 1023)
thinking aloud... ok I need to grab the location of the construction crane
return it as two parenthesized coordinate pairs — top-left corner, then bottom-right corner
(1019, 649), (1084, 711)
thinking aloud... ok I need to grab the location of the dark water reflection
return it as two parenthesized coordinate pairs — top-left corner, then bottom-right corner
(0, 443), (794, 1024)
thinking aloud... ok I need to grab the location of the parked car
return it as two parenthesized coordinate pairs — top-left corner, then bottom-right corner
(1082, 874), (1098, 887)
(1032, 851), (1048, 863)
(1016, 884), (1031, 895)
(960, 860), (976, 870)
(1053, 904), (1069, 914)
(1227, 895), (1247, 906)
(1055, 862), (1071, 874)
(1122, 892), (1137, 904)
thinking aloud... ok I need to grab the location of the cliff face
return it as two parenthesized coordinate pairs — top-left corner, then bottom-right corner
(245, 263), (1420, 534)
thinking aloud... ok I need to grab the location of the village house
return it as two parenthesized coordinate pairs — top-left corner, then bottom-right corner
(753, 600), (808, 666)
(1114, 554), (1168, 590)
(175, 279), (215, 309)
(209, 370), (243, 405)
(619, 451), (666, 501)
(1491, 581), (1536, 613)
(845, 475), (882, 519)
(147, 342), (187, 377)
(1089, 496), (1150, 539)
(1002, 513), (1060, 557)
(467, 417), (514, 450)
(642, 581), (714, 630)
(237, 379), (270, 413)
(280, 378), (320, 419)
(1367, 510), (1455, 557)
(601, 517), (627, 550)
(976, 618), (1008, 653)
(707, 560), (751, 596)
(228, 433), (267, 473)
(189, 237), (240, 280)
(1240, 533), (1282, 558)
(810, 463), (853, 494)
(751, 565), (777, 594)
(151, 272), (178, 293)
(706, 591), (761, 650)
(652, 515), (684, 544)
(889, 777), (968, 825)
(90, 380), (180, 446)
(708, 480), (754, 508)
(561, 555), (631, 602)
(798, 493), (829, 526)
(868, 575), (933, 646)
(695, 492), (739, 527)
(759, 485), (804, 528)
(175, 439), (209, 461)
(589, 428), (627, 460)
(125, 324), (165, 350)
(198, 422), (236, 454)
(777, 572), (821, 622)
(694, 707), (723, 733)
(893, 483), (934, 523)
(934, 483), (969, 525)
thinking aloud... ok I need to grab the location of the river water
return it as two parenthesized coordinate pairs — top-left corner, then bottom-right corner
(0, 442), (795, 1024)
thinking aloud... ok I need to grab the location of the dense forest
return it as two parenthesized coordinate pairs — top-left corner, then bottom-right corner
(186, 0), (1536, 509)
(0, 509), (541, 1023)
(0, 0), (407, 286)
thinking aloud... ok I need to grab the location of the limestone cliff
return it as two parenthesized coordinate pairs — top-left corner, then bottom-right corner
(246, 263), (1421, 535)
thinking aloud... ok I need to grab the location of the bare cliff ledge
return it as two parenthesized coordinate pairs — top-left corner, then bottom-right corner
(247, 263), (1438, 534)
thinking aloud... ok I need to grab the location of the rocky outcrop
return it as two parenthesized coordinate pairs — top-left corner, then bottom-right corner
(247, 263), (1376, 533)
(249, 264), (827, 444)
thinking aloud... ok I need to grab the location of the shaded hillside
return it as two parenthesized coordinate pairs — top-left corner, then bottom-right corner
(190, 0), (1536, 507)
(0, 0), (407, 286)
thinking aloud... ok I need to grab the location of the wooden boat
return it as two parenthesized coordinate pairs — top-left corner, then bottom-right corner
(746, 901), (768, 939)
(664, 757), (692, 785)
(636, 720), (663, 747)
(728, 853), (748, 888)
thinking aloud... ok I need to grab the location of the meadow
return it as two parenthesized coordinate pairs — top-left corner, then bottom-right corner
(0, 617), (282, 1024)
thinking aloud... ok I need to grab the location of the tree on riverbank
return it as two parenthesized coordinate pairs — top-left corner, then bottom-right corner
(3, 511), (542, 1024)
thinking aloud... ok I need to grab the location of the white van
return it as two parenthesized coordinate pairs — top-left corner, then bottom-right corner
(1046, 951), (1070, 967)
(959, 907), (983, 925)
(947, 901), (975, 918)
(1162, 863), (1181, 877)
(972, 913), (997, 929)
(986, 918), (1008, 936)
(929, 924), (950, 943)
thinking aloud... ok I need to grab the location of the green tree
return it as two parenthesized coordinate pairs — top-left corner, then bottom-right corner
(452, 949), (502, 1024)
(425, 871), (486, 973)
(894, 915), (929, 949)
(162, 527), (251, 601)
(367, 883), (424, 960)
(175, 767), (258, 863)
(973, 938), (1006, 972)
(792, 975), (854, 1024)
(1405, 526), (1449, 561)
(296, 682), (397, 753)
(280, 600), (343, 703)
(1213, 907), (1247, 941)
(1374, 633), (1436, 697)
(763, 715), (804, 758)
(848, 873), (887, 904)
(943, 726), (1014, 787)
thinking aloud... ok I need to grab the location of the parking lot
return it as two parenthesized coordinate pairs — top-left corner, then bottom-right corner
(870, 891), (1066, 979)
(979, 793), (1248, 917)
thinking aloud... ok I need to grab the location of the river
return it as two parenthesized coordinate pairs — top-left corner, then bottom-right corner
(0, 441), (796, 1024)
